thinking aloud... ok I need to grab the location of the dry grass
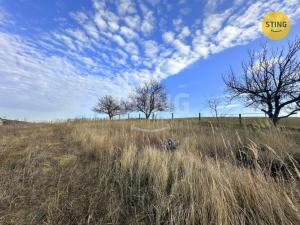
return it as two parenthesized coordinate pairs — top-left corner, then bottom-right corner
(0, 119), (299, 225)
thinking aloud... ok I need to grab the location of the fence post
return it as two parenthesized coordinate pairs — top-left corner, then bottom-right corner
(152, 113), (155, 120)
(119, 114), (120, 120)
(139, 114), (141, 119)
(128, 114), (130, 120)
(239, 114), (242, 126)
(172, 113), (174, 120)
(198, 113), (201, 121)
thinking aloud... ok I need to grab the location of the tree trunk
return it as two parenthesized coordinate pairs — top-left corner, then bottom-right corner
(272, 117), (279, 126)
(215, 111), (219, 122)
(272, 110), (280, 126)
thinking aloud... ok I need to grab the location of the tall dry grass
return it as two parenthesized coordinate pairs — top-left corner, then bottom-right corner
(0, 119), (299, 225)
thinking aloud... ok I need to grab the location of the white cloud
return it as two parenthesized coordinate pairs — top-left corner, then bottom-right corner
(204, 0), (226, 14)
(124, 15), (141, 29)
(202, 9), (232, 35)
(157, 57), (191, 76)
(162, 32), (175, 43)
(223, 104), (241, 109)
(124, 42), (139, 55)
(173, 39), (190, 55)
(108, 21), (119, 31)
(84, 22), (100, 39)
(93, 0), (106, 11)
(0, 7), (13, 26)
(94, 14), (107, 30)
(120, 26), (137, 39)
(139, 3), (150, 15)
(117, 0), (137, 15)
(144, 40), (159, 58)
(131, 55), (139, 62)
(140, 11), (155, 35)
(115, 48), (128, 59)
(53, 33), (77, 50)
(179, 26), (191, 39)
(71, 11), (88, 24)
(66, 29), (88, 43)
(141, 20), (154, 34)
(192, 32), (210, 57)
(173, 18), (182, 27)
(112, 34), (126, 46)
(0, 32), (131, 119)
(173, 18), (182, 31)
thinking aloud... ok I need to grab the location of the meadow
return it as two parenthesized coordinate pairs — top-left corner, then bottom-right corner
(0, 118), (299, 225)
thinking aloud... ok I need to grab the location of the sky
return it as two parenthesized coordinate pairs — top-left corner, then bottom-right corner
(0, 0), (300, 121)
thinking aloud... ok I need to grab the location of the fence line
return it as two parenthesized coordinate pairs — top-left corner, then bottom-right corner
(114, 112), (267, 120)
(108, 112), (277, 126)
(85, 112), (266, 127)
(25, 112), (298, 124)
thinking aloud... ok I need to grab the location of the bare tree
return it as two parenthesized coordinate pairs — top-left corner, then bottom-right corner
(93, 95), (126, 120)
(130, 79), (170, 119)
(224, 38), (300, 126)
(208, 97), (221, 122)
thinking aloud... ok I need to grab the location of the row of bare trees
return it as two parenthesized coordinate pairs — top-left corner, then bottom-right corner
(93, 80), (170, 120)
(93, 38), (300, 125)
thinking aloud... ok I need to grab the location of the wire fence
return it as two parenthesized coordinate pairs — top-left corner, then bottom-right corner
(111, 112), (267, 120)
(3, 112), (298, 124)
(82, 112), (298, 127)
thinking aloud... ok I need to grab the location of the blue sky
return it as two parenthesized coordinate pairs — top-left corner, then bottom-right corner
(0, 0), (299, 120)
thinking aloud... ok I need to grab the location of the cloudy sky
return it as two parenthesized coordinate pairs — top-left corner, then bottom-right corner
(0, 0), (300, 120)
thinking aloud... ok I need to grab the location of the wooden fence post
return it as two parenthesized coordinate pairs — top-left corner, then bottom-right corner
(239, 114), (242, 126)
(128, 114), (130, 120)
(172, 113), (174, 120)
(139, 114), (141, 119)
(198, 113), (201, 121)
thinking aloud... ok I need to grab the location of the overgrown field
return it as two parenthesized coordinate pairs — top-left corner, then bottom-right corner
(0, 119), (299, 225)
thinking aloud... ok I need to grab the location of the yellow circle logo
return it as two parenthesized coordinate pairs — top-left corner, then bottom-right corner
(262, 11), (290, 40)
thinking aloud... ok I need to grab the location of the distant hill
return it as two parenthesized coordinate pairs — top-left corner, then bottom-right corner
(0, 117), (29, 125)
